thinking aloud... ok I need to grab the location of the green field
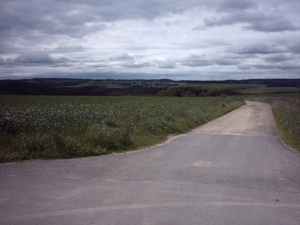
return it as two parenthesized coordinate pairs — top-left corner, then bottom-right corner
(186, 83), (264, 91)
(242, 92), (300, 99)
(240, 86), (300, 94)
(0, 95), (244, 162)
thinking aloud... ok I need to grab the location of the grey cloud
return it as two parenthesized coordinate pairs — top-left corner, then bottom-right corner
(253, 64), (279, 70)
(1, 0), (300, 80)
(0, 58), (24, 65)
(0, 0), (210, 41)
(231, 44), (284, 55)
(85, 62), (108, 68)
(203, 12), (263, 26)
(182, 54), (211, 67)
(214, 59), (239, 65)
(238, 65), (252, 70)
(157, 61), (176, 69)
(263, 54), (293, 63)
(108, 53), (152, 68)
(109, 53), (134, 61)
(216, 0), (257, 12)
(1, 0), (298, 42)
(123, 62), (151, 68)
(15, 53), (53, 64)
(14, 52), (70, 65)
(33, 70), (180, 80)
(54, 0), (197, 21)
(0, 0), (105, 38)
(199, 11), (298, 32)
(5, 58), (15, 65)
(0, 41), (13, 54)
(243, 19), (298, 32)
(277, 65), (300, 70)
(205, 39), (229, 46)
(54, 57), (70, 63)
(0, 0), (174, 39)
(288, 41), (300, 54)
(51, 46), (86, 53)
(254, 64), (300, 70)
(181, 54), (239, 67)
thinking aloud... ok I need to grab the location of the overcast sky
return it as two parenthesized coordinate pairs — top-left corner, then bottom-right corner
(0, 0), (300, 80)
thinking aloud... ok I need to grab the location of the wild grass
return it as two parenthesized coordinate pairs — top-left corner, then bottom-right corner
(0, 96), (244, 162)
(271, 98), (300, 152)
(247, 97), (300, 152)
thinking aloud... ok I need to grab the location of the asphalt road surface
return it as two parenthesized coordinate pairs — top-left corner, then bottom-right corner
(1, 101), (300, 225)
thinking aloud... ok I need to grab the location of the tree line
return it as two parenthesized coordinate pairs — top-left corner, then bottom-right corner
(0, 80), (242, 97)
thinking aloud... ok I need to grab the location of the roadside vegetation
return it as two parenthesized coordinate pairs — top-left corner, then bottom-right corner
(0, 96), (244, 162)
(248, 97), (300, 152)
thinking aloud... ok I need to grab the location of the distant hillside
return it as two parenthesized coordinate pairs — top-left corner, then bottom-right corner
(0, 78), (300, 96)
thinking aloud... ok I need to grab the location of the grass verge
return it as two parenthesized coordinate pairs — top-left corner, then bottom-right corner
(0, 96), (244, 162)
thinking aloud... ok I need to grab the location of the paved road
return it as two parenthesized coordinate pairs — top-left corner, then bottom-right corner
(1, 101), (300, 225)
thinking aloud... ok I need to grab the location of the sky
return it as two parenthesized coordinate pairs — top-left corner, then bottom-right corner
(0, 0), (300, 80)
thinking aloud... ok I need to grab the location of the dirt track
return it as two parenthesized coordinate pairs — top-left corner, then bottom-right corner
(192, 101), (280, 137)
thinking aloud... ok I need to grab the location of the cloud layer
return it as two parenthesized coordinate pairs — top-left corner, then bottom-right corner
(0, 0), (300, 79)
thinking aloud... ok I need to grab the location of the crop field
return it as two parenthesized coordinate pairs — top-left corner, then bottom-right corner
(240, 86), (300, 94)
(0, 95), (244, 162)
(186, 83), (264, 91)
(243, 92), (300, 99)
